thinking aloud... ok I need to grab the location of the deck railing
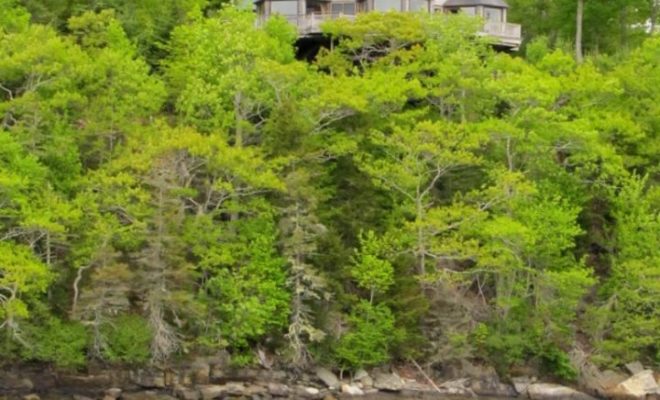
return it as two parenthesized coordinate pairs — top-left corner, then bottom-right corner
(261, 12), (521, 48)
(479, 20), (522, 48)
(306, 12), (357, 33)
(482, 21), (521, 39)
(266, 12), (356, 34)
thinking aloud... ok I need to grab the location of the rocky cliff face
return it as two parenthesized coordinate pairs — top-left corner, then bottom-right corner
(1, 358), (657, 400)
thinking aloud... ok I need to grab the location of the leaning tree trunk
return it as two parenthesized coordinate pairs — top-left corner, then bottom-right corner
(576, 0), (584, 63)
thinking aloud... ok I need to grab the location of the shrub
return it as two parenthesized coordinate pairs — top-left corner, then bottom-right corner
(22, 318), (88, 369)
(334, 301), (399, 369)
(101, 314), (152, 365)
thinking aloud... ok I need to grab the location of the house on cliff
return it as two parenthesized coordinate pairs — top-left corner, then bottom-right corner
(254, 0), (522, 50)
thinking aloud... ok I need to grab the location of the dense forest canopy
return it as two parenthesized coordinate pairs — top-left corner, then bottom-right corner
(0, 0), (658, 380)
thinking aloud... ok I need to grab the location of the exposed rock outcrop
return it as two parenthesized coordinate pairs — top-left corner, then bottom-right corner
(0, 374), (34, 392)
(131, 370), (166, 389)
(2, 360), (658, 400)
(609, 369), (659, 400)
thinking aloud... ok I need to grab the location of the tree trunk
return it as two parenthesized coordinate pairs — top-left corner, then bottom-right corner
(416, 197), (426, 275)
(651, 0), (658, 34)
(234, 91), (244, 148)
(576, 0), (584, 63)
(231, 92), (244, 222)
(620, 7), (628, 51)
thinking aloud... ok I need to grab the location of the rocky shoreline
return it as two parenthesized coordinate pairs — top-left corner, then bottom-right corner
(1, 358), (658, 400)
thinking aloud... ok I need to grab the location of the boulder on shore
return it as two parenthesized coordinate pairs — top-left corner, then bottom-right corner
(373, 372), (404, 392)
(470, 379), (517, 398)
(527, 383), (597, 400)
(294, 385), (324, 399)
(267, 382), (290, 397)
(105, 388), (123, 399)
(314, 367), (339, 389)
(341, 383), (365, 396)
(354, 369), (369, 381)
(624, 362), (645, 376)
(173, 385), (199, 400)
(609, 370), (659, 400)
(578, 365), (627, 397)
(511, 376), (533, 395)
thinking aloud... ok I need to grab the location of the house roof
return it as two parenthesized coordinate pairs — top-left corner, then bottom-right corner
(443, 0), (509, 8)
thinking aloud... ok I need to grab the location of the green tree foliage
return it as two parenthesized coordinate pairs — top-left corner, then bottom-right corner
(334, 232), (399, 369)
(0, 0), (30, 32)
(509, 0), (654, 56)
(587, 175), (660, 366)
(21, 318), (88, 369)
(101, 315), (153, 365)
(165, 7), (296, 139)
(19, 0), (206, 63)
(335, 301), (399, 369)
(0, 242), (52, 340)
(279, 169), (329, 367)
(188, 202), (290, 355)
(350, 231), (395, 303)
(0, 2), (657, 377)
(67, 10), (167, 165)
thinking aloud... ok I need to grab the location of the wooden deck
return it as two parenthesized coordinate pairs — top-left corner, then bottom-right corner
(262, 13), (356, 35)
(258, 12), (522, 50)
(480, 20), (522, 49)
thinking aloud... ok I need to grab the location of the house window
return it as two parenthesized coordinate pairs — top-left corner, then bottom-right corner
(409, 0), (428, 12)
(483, 7), (503, 22)
(270, 0), (298, 15)
(459, 6), (477, 16)
(331, 1), (357, 15)
(373, 0), (402, 11)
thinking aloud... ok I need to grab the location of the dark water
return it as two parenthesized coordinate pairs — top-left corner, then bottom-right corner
(22, 395), (517, 400)
(360, 396), (515, 400)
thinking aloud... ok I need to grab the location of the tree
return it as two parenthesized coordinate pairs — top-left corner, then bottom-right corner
(73, 124), (200, 362)
(588, 175), (659, 366)
(186, 202), (290, 357)
(350, 231), (395, 304)
(165, 7), (296, 141)
(0, 242), (52, 343)
(333, 231), (400, 369)
(0, 4), (658, 374)
(279, 169), (328, 367)
(509, 0), (653, 55)
(0, 0), (30, 33)
(69, 212), (134, 359)
(576, 0), (584, 63)
(335, 301), (399, 369)
(357, 120), (484, 275)
(67, 10), (166, 166)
